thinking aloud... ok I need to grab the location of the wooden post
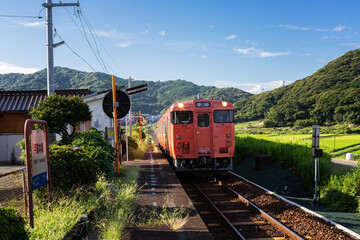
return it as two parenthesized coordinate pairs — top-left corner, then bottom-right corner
(112, 76), (120, 175)
(139, 110), (142, 142)
(104, 126), (108, 141)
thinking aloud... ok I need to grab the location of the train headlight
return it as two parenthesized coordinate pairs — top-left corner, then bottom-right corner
(221, 101), (228, 107)
(226, 134), (231, 138)
(178, 103), (184, 108)
(176, 135), (181, 139)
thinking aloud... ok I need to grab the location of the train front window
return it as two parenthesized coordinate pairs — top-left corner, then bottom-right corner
(214, 110), (234, 123)
(198, 114), (209, 127)
(170, 111), (193, 124)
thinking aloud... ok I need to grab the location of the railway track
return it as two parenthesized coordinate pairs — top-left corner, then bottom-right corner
(181, 173), (357, 240)
(189, 179), (302, 239)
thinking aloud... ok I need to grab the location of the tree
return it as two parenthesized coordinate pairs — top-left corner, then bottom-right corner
(30, 94), (92, 143)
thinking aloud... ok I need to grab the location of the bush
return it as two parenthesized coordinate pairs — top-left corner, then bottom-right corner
(10, 147), (16, 165)
(72, 129), (115, 179)
(30, 94), (91, 144)
(323, 168), (360, 212)
(50, 129), (115, 191)
(132, 128), (146, 140)
(294, 119), (316, 128)
(0, 208), (29, 240)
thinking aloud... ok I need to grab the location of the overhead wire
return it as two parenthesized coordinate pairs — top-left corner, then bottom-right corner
(73, 8), (109, 74)
(78, 11), (108, 74)
(62, 6), (133, 84)
(79, 10), (130, 78)
(0, 14), (42, 19)
(54, 28), (112, 88)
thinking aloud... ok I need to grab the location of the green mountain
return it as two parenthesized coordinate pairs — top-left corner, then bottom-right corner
(0, 67), (252, 115)
(234, 49), (360, 127)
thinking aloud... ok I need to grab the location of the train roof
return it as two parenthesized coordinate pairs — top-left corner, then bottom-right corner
(170, 99), (234, 112)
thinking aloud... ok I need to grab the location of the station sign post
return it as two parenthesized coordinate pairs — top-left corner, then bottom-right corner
(24, 119), (52, 228)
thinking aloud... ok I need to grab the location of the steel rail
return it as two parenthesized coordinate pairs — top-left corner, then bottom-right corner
(192, 181), (246, 240)
(218, 180), (304, 240)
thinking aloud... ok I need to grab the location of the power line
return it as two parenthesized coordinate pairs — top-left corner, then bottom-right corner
(63, 7), (129, 79)
(54, 28), (112, 88)
(62, 6), (131, 81)
(80, 10), (129, 78)
(71, 8), (109, 74)
(79, 11), (108, 74)
(0, 14), (42, 19)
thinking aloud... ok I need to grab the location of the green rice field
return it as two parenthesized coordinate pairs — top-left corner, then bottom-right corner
(235, 121), (360, 159)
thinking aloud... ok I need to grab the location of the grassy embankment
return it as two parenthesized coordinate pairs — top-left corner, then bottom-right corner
(235, 120), (360, 213)
(236, 120), (360, 159)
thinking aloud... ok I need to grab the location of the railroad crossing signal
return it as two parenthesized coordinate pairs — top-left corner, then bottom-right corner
(126, 83), (148, 95)
(102, 90), (131, 119)
(102, 83), (148, 119)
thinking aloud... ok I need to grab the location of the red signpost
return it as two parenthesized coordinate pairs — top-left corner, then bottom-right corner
(24, 119), (52, 228)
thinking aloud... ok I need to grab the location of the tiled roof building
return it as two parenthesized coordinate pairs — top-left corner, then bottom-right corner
(0, 89), (92, 112)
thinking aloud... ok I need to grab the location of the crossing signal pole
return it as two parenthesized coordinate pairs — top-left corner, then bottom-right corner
(128, 77), (133, 137)
(42, 0), (79, 95)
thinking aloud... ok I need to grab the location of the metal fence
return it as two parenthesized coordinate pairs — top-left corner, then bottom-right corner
(0, 168), (27, 216)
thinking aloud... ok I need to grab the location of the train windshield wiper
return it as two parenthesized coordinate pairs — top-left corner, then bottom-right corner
(182, 120), (190, 126)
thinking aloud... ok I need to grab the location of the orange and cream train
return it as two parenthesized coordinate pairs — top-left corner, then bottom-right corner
(157, 99), (235, 175)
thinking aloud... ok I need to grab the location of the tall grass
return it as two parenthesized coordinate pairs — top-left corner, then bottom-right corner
(29, 193), (87, 239)
(130, 140), (149, 159)
(235, 135), (332, 189)
(95, 166), (140, 239)
(29, 166), (140, 240)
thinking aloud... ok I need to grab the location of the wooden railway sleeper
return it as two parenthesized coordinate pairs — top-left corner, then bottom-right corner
(192, 181), (246, 240)
(218, 180), (304, 240)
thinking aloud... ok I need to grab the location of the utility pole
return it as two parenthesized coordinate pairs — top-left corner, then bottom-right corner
(128, 76), (133, 137)
(42, 0), (79, 95)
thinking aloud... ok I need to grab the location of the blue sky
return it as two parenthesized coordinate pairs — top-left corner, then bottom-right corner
(0, 0), (359, 93)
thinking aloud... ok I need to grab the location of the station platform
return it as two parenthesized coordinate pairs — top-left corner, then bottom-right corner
(123, 148), (213, 240)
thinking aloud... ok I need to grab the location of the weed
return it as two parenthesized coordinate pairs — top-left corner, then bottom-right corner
(28, 166), (140, 240)
(135, 194), (189, 231)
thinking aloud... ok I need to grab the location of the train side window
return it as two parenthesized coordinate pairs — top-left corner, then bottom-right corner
(214, 110), (234, 123)
(170, 111), (193, 124)
(197, 114), (209, 127)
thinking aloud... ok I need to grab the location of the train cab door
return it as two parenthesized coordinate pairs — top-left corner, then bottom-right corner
(165, 117), (169, 152)
(194, 112), (212, 156)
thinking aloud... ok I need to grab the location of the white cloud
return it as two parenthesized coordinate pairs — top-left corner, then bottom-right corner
(201, 55), (208, 59)
(96, 29), (128, 39)
(213, 80), (289, 94)
(0, 61), (40, 74)
(115, 41), (134, 48)
(280, 24), (347, 32)
(340, 43), (360, 48)
(333, 25), (345, 32)
(259, 51), (288, 58)
(279, 24), (327, 32)
(235, 47), (255, 55)
(208, 25), (215, 29)
(234, 47), (289, 58)
(224, 34), (237, 40)
(13, 20), (45, 28)
(159, 30), (166, 36)
(245, 40), (258, 46)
